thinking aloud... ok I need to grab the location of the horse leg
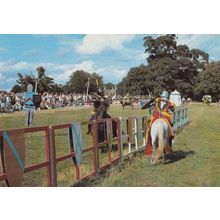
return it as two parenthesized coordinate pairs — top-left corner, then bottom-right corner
(150, 135), (157, 165)
(162, 148), (165, 164)
(150, 144), (156, 165)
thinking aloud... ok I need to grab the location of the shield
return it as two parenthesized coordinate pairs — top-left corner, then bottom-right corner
(33, 95), (42, 109)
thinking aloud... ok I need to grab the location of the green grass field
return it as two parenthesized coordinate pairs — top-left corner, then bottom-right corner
(0, 104), (146, 186)
(1, 103), (220, 186)
(94, 103), (220, 186)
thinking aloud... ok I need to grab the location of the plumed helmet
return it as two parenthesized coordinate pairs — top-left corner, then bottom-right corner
(161, 91), (169, 100)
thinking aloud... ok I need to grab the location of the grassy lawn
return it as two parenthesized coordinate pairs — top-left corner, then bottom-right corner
(94, 103), (220, 186)
(1, 103), (220, 186)
(0, 104), (146, 186)
(0, 104), (146, 129)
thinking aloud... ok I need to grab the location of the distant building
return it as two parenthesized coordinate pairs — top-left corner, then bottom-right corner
(202, 95), (212, 103)
(169, 90), (182, 106)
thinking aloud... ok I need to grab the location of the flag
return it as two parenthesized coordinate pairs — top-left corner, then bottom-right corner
(96, 79), (99, 86)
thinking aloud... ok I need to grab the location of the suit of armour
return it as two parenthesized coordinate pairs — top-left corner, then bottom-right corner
(24, 91), (35, 126)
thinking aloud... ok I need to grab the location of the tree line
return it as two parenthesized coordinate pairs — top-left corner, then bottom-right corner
(11, 34), (220, 101)
(11, 67), (105, 95)
(117, 35), (220, 101)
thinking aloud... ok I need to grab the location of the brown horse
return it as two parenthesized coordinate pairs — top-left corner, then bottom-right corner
(87, 100), (118, 151)
(120, 97), (134, 109)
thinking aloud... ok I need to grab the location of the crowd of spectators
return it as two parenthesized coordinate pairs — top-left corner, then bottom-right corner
(0, 91), (93, 114)
(0, 91), (23, 113)
(39, 92), (92, 109)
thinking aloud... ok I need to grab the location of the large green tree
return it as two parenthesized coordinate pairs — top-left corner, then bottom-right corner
(144, 35), (209, 98)
(11, 84), (22, 93)
(35, 66), (58, 93)
(121, 64), (151, 95)
(195, 61), (220, 101)
(118, 34), (209, 99)
(14, 66), (63, 93)
(16, 72), (36, 92)
(104, 82), (115, 90)
(144, 34), (177, 63)
(66, 70), (103, 94)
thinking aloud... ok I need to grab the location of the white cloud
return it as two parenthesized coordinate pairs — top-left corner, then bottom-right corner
(177, 34), (220, 61)
(0, 47), (7, 52)
(177, 35), (211, 48)
(53, 60), (104, 82)
(0, 72), (5, 80)
(76, 34), (135, 54)
(0, 75), (17, 86)
(0, 60), (105, 85)
(0, 60), (65, 74)
(106, 69), (127, 82)
(53, 61), (129, 84)
(176, 34), (220, 50)
(118, 47), (146, 62)
(0, 59), (129, 89)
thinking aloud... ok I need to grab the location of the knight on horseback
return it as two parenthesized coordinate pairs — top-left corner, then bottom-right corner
(87, 88), (113, 134)
(87, 88), (118, 152)
(141, 90), (175, 155)
(89, 89), (110, 121)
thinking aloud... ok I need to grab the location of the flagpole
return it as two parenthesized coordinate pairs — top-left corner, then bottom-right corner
(86, 77), (90, 101)
(35, 80), (38, 94)
(115, 84), (117, 98)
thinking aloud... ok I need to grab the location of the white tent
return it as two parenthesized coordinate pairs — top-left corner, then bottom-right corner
(169, 90), (182, 106)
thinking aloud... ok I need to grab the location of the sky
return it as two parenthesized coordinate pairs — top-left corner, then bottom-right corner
(1, 34), (220, 91)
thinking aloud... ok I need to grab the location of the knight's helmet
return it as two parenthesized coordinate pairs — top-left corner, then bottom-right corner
(27, 84), (33, 92)
(161, 90), (169, 100)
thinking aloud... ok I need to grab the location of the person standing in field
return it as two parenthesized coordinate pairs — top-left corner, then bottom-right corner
(24, 84), (35, 126)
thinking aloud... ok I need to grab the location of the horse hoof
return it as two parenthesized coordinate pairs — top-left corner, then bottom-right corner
(150, 158), (155, 165)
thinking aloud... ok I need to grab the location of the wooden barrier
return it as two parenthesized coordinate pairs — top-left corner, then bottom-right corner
(119, 115), (150, 158)
(95, 118), (121, 170)
(0, 107), (189, 186)
(0, 126), (52, 186)
(50, 121), (97, 186)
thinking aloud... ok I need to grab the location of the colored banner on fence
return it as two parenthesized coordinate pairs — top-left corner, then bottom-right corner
(71, 123), (83, 166)
(3, 130), (25, 186)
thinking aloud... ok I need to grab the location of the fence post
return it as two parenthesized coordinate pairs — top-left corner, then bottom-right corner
(142, 116), (148, 147)
(178, 109), (181, 128)
(186, 107), (189, 122)
(184, 108), (186, 124)
(127, 118), (131, 153)
(134, 117), (138, 151)
(119, 117), (124, 162)
(180, 108), (183, 127)
(92, 120), (100, 173)
(49, 126), (56, 187)
(107, 119), (112, 164)
(173, 111), (176, 131)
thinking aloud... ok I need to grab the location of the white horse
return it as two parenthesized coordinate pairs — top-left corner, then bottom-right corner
(150, 118), (169, 165)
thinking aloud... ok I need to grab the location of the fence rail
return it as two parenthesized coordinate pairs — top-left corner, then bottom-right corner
(0, 106), (188, 186)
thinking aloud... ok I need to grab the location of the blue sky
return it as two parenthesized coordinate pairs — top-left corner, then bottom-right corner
(0, 34), (220, 91)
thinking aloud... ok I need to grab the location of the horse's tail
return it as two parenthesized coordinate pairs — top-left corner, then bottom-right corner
(155, 121), (165, 160)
